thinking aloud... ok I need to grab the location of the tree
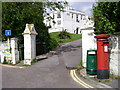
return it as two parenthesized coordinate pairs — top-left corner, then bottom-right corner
(2, 1), (68, 53)
(93, 2), (120, 34)
(2, 2), (44, 41)
(0, 2), (2, 41)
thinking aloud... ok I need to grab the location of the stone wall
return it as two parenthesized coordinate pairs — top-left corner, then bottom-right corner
(109, 34), (120, 76)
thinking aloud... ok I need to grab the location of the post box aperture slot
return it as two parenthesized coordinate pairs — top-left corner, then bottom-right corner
(103, 41), (109, 45)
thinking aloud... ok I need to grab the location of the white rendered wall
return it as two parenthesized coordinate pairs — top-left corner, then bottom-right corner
(62, 12), (73, 33)
(45, 7), (86, 34)
(48, 27), (63, 33)
(82, 28), (97, 67)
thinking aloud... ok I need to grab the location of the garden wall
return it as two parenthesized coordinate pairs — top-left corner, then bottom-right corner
(109, 34), (120, 76)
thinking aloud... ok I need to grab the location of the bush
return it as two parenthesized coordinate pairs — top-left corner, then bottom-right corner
(49, 38), (58, 50)
(2, 60), (9, 64)
(36, 27), (58, 55)
(50, 32), (82, 43)
(36, 38), (58, 55)
(58, 29), (71, 39)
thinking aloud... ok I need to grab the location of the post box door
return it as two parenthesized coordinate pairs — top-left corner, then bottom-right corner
(103, 41), (109, 52)
(104, 45), (108, 52)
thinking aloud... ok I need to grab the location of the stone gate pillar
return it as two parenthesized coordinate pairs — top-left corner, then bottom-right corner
(10, 38), (19, 64)
(22, 24), (38, 65)
(81, 27), (97, 67)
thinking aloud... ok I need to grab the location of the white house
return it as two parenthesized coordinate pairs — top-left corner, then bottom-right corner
(44, 6), (94, 34)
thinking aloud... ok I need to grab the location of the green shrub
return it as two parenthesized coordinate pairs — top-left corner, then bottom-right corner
(79, 60), (83, 66)
(2, 60), (9, 64)
(49, 38), (58, 49)
(50, 32), (82, 43)
(31, 59), (38, 65)
(58, 30), (71, 39)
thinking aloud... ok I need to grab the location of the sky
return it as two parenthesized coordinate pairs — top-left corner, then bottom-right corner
(66, 0), (97, 16)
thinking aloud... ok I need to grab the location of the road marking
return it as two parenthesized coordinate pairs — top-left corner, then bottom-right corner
(0, 64), (25, 68)
(70, 69), (94, 88)
(73, 70), (94, 88)
(70, 69), (90, 88)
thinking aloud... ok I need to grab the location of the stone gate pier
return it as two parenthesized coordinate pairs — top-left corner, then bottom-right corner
(22, 24), (38, 65)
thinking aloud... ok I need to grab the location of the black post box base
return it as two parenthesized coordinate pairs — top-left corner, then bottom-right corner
(97, 69), (109, 79)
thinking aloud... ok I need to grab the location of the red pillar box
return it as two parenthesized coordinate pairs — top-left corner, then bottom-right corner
(94, 34), (110, 79)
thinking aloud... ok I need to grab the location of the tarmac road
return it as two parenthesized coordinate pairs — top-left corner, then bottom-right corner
(2, 39), (84, 88)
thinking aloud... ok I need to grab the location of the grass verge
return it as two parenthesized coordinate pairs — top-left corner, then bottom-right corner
(50, 32), (82, 43)
(22, 59), (38, 66)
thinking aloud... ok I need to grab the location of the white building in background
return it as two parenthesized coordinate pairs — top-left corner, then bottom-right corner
(44, 6), (94, 34)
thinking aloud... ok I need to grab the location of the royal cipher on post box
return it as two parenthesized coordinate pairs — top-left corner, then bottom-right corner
(94, 34), (110, 79)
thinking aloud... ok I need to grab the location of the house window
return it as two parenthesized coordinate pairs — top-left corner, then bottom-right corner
(57, 12), (61, 18)
(76, 14), (79, 22)
(52, 20), (56, 26)
(81, 15), (82, 20)
(72, 13), (73, 18)
(53, 14), (54, 19)
(76, 27), (79, 34)
(57, 20), (61, 25)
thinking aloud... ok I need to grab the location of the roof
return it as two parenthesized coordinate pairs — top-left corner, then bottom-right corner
(50, 6), (85, 15)
(69, 8), (85, 15)
(81, 27), (95, 30)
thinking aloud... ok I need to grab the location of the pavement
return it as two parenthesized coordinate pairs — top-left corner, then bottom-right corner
(1, 39), (120, 89)
(77, 68), (119, 89)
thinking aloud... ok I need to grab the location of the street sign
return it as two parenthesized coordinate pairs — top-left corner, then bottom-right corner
(5, 30), (11, 36)
(5, 57), (12, 61)
(4, 52), (12, 61)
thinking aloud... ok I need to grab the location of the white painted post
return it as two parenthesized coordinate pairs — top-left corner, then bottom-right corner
(81, 27), (97, 67)
(10, 38), (19, 64)
(22, 24), (38, 65)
